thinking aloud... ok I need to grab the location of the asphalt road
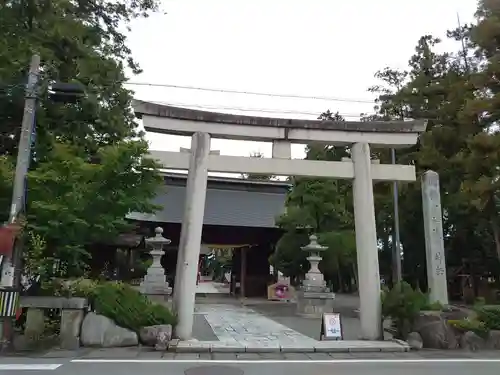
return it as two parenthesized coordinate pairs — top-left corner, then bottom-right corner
(0, 358), (499, 375)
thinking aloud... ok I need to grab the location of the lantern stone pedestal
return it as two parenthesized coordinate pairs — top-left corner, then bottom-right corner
(140, 227), (171, 302)
(296, 235), (335, 318)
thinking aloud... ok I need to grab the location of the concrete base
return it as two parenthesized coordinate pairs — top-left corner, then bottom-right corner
(296, 290), (335, 318)
(141, 282), (172, 304)
(170, 339), (409, 353)
(144, 293), (171, 303)
(60, 309), (84, 350)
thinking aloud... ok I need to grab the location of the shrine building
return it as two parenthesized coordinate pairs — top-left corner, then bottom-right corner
(127, 171), (289, 297)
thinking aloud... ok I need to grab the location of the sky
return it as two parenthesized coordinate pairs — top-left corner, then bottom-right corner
(125, 0), (478, 162)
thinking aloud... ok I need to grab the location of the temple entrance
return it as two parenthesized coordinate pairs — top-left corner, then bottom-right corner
(136, 222), (282, 299)
(132, 100), (427, 340)
(129, 171), (287, 299)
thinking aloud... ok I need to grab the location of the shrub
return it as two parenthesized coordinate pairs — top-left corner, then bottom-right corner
(449, 318), (489, 338)
(91, 281), (177, 332)
(41, 277), (98, 298)
(474, 306), (500, 331)
(43, 278), (177, 332)
(423, 301), (444, 311)
(474, 297), (486, 307)
(381, 281), (441, 339)
(447, 305), (500, 340)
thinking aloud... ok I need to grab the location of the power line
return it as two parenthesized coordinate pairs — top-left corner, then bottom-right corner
(125, 81), (376, 104)
(2, 79), (378, 105)
(0, 81), (373, 118)
(149, 100), (374, 118)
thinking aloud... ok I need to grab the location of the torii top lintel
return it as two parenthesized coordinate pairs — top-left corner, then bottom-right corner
(133, 100), (427, 148)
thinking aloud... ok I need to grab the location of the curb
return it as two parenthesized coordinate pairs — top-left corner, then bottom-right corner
(167, 339), (410, 354)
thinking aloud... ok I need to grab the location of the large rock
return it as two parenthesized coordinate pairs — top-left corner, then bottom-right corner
(407, 332), (423, 350)
(486, 330), (500, 349)
(139, 325), (172, 346)
(155, 330), (170, 351)
(413, 311), (458, 349)
(81, 312), (138, 347)
(441, 306), (472, 321)
(459, 331), (485, 351)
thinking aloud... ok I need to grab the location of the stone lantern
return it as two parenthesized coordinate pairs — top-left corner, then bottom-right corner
(140, 227), (171, 301)
(296, 234), (335, 317)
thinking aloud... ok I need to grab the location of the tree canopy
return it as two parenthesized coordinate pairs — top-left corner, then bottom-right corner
(241, 151), (277, 181)
(270, 111), (357, 291)
(0, 0), (163, 276)
(272, 1), (500, 295)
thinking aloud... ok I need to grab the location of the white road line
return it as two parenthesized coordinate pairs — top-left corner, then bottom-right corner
(71, 358), (500, 364)
(0, 364), (62, 370)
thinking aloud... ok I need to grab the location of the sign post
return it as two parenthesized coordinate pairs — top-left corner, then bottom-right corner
(320, 312), (343, 340)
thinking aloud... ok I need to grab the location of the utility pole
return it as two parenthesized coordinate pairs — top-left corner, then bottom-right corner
(4, 54), (40, 278)
(391, 148), (402, 284)
(0, 55), (40, 349)
(8, 54), (40, 227)
(382, 93), (403, 284)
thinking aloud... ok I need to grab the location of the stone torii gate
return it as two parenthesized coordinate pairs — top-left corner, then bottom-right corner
(132, 100), (427, 341)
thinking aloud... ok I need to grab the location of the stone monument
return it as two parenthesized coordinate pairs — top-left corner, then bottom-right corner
(422, 170), (449, 305)
(296, 234), (335, 317)
(140, 227), (171, 302)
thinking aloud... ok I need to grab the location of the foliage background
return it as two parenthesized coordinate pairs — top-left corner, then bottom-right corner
(271, 0), (500, 297)
(0, 0), (164, 278)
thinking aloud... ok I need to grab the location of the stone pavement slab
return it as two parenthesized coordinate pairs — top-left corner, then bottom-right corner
(314, 340), (408, 353)
(195, 304), (318, 346)
(211, 353), (238, 360)
(280, 343), (315, 353)
(196, 282), (224, 294)
(171, 339), (409, 353)
(245, 341), (281, 353)
(283, 352), (310, 360)
(82, 347), (141, 358)
(42, 349), (91, 358)
(306, 352), (332, 360)
(186, 303), (409, 354)
(192, 314), (219, 341)
(7, 347), (500, 361)
(136, 350), (163, 359)
(236, 353), (262, 360)
(174, 353), (200, 360)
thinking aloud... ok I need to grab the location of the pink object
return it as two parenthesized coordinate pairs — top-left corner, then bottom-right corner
(274, 284), (288, 299)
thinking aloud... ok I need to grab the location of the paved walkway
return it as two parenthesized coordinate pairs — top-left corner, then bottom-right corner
(190, 303), (407, 353)
(196, 282), (223, 294)
(195, 304), (317, 346)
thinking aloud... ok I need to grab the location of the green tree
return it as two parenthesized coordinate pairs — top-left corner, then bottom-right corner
(367, 36), (478, 287)
(241, 151), (276, 181)
(0, 0), (163, 276)
(459, 0), (500, 262)
(270, 111), (357, 291)
(366, 1), (500, 290)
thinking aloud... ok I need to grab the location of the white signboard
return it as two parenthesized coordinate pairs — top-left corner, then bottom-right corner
(322, 313), (343, 340)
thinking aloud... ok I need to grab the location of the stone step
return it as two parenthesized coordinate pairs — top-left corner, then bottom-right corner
(169, 339), (409, 354)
